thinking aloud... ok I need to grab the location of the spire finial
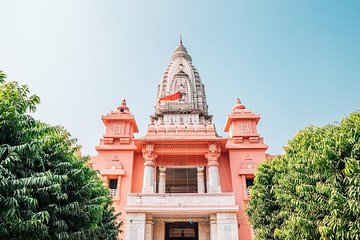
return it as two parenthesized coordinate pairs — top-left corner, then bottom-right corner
(117, 98), (130, 113)
(179, 35), (183, 45)
(233, 97), (246, 110)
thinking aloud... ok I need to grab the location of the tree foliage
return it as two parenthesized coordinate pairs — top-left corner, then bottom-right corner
(247, 111), (360, 240)
(0, 71), (119, 239)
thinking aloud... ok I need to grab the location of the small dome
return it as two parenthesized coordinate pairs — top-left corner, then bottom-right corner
(147, 118), (156, 134)
(174, 42), (188, 54)
(116, 99), (130, 113)
(157, 118), (166, 133)
(187, 119), (196, 133)
(177, 120), (186, 134)
(171, 36), (192, 62)
(197, 120), (206, 133)
(206, 120), (215, 133)
(167, 120), (177, 133)
(233, 98), (246, 110)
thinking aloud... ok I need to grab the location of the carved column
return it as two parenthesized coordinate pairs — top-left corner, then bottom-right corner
(142, 144), (157, 193)
(125, 213), (146, 240)
(158, 167), (166, 194)
(205, 143), (221, 193)
(145, 214), (153, 240)
(197, 166), (205, 193)
(216, 213), (239, 240)
(210, 213), (218, 240)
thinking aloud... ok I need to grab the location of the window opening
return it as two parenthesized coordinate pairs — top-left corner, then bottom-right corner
(166, 168), (197, 193)
(109, 179), (118, 197)
(246, 178), (254, 195)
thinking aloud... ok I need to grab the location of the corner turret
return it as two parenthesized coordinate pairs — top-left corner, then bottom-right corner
(96, 99), (138, 150)
(224, 98), (267, 149)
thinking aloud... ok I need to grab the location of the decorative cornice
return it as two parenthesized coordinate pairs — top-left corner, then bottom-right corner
(153, 217), (209, 223)
(155, 144), (208, 149)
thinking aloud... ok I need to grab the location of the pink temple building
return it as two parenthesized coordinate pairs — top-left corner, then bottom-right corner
(90, 39), (270, 240)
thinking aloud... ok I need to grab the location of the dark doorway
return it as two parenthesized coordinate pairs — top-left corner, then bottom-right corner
(165, 222), (199, 240)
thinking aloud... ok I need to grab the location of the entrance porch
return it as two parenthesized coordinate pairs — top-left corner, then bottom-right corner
(124, 193), (239, 240)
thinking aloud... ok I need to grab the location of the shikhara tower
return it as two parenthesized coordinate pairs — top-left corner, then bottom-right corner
(90, 38), (270, 240)
(153, 37), (211, 128)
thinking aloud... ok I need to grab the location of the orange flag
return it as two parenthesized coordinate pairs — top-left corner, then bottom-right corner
(160, 91), (181, 101)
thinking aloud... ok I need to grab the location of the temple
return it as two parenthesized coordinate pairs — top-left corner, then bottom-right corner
(90, 38), (269, 240)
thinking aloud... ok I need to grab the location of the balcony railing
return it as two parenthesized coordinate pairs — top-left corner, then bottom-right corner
(125, 193), (238, 213)
(157, 102), (197, 113)
(110, 189), (117, 197)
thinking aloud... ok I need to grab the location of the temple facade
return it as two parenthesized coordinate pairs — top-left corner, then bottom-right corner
(90, 39), (269, 240)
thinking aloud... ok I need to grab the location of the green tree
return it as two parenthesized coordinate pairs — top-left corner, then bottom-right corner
(0, 71), (119, 239)
(246, 157), (284, 239)
(247, 111), (360, 240)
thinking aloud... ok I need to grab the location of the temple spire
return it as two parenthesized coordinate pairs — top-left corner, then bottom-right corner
(153, 38), (211, 126)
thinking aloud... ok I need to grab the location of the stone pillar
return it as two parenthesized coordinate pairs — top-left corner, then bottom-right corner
(216, 213), (239, 240)
(153, 221), (165, 240)
(205, 143), (221, 193)
(125, 213), (146, 240)
(199, 221), (210, 240)
(158, 167), (166, 194)
(142, 144), (157, 193)
(197, 166), (205, 193)
(208, 166), (221, 193)
(145, 214), (153, 240)
(142, 161), (155, 193)
(210, 214), (218, 240)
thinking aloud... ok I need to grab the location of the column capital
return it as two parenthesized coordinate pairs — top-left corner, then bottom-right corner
(197, 166), (205, 172)
(142, 143), (158, 167)
(142, 143), (158, 159)
(206, 144), (222, 193)
(204, 143), (221, 166)
(210, 213), (217, 224)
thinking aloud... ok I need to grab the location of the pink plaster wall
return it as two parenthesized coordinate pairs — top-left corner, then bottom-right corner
(218, 153), (233, 193)
(228, 149), (267, 239)
(131, 152), (145, 193)
(90, 150), (136, 240)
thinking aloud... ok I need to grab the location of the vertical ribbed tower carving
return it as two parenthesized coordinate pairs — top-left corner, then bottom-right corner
(151, 37), (213, 130)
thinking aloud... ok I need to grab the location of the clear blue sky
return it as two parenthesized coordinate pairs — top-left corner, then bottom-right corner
(1, 1), (359, 156)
